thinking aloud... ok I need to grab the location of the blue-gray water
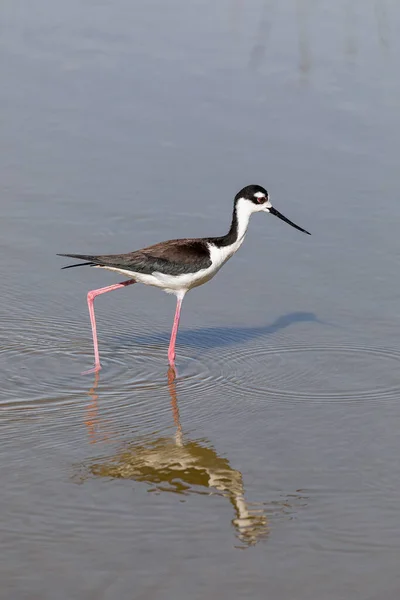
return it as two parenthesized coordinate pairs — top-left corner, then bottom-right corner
(1, 1), (400, 598)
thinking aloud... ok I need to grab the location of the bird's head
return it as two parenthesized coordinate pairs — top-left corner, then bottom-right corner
(235, 185), (311, 235)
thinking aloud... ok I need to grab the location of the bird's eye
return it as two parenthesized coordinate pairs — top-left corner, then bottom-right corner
(256, 195), (265, 203)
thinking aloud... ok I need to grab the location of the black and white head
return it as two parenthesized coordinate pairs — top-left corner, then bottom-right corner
(235, 184), (311, 234)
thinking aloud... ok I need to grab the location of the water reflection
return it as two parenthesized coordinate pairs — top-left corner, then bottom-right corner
(85, 371), (114, 445)
(296, 0), (314, 79)
(248, 0), (277, 71)
(374, 0), (389, 52)
(82, 369), (272, 548)
(344, 0), (358, 61)
(241, 0), (393, 77)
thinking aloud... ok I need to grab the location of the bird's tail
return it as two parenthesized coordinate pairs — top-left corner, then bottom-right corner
(57, 253), (98, 269)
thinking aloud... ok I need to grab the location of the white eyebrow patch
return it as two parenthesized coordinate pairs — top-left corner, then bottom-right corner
(254, 191), (266, 198)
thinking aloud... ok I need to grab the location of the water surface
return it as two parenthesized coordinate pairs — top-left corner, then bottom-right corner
(1, 1), (400, 598)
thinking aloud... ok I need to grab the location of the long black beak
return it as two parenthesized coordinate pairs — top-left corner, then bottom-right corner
(269, 206), (311, 235)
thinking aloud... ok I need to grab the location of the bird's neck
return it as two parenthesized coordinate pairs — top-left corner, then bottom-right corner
(214, 198), (252, 248)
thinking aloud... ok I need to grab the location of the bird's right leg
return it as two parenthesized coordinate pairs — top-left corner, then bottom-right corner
(83, 279), (136, 374)
(168, 294), (185, 368)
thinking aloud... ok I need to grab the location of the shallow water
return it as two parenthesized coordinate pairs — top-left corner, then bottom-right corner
(1, 1), (400, 598)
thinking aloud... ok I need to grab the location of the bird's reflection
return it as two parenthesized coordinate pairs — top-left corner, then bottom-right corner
(85, 371), (114, 444)
(83, 369), (270, 547)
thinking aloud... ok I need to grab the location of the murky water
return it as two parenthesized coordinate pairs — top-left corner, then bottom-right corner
(1, 1), (400, 598)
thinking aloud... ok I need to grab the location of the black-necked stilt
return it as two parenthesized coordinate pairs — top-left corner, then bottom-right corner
(58, 185), (310, 373)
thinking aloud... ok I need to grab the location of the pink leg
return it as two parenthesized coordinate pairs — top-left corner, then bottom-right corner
(83, 279), (136, 374)
(168, 296), (184, 367)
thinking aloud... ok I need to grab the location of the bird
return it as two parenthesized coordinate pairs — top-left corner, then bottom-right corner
(58, 184), (310, 373)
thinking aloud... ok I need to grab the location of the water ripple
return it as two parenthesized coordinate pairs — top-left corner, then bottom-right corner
(221, 344), (400, 404)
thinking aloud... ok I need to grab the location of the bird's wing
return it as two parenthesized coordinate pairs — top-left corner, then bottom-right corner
(58, 238), (212, 275)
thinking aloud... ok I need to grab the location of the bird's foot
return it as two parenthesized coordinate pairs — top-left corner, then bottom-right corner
(82, 365), (102, 376)
(168, 351), (176, 367)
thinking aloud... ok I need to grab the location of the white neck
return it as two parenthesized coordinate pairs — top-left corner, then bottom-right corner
(207, 198), (255, 270)
(234, 197), (255, 242)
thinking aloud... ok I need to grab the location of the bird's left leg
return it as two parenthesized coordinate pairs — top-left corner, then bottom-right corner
(168, 293), (185, 368)
(83, 279), (136, 374)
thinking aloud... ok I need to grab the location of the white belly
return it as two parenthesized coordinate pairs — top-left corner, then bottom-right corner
(99, 262), (220, 294)
(98, 238), (244, 295)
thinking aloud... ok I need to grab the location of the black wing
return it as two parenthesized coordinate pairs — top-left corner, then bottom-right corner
(57, 238), (212, 276)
